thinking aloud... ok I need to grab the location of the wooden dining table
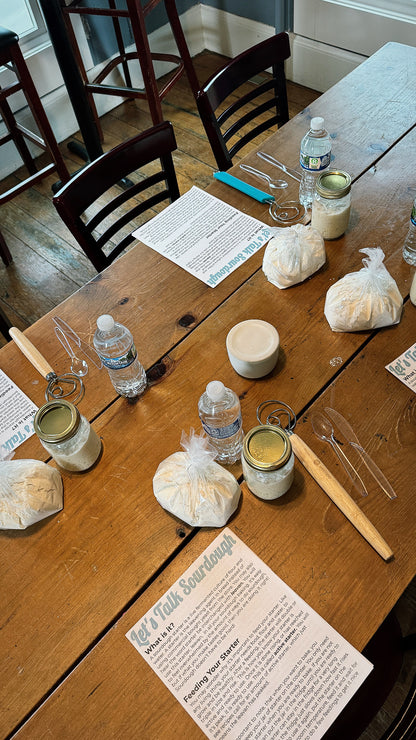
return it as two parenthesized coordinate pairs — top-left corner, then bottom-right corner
(1, 41), (415, 739)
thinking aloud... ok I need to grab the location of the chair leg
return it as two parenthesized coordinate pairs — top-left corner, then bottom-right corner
(0, 230), (13, 267)
(0, 303), (12, 340)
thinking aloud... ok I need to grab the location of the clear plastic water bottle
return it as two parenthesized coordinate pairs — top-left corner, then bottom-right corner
(299, 116), (331, 209)
(402, 197), (416, 266)
(198, 380), (244, 464)
(93, 314), (147, 398)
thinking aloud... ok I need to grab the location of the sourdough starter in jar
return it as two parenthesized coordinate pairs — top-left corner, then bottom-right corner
(34, 399), (102, 472)
(312, 170), (351, 240)
(242, 425), (294, 500)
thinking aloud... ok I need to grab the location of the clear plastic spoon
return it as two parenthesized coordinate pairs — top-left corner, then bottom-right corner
(311, 411), (368, 497)
(324, 407), (397, 500)
(239, 163), (288, 191)
(53, 316), (102, 369)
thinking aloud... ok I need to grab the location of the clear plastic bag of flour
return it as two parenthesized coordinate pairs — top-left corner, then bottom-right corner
(262, 224), (326, 289)
(0, 459), (63, 529)
(153, 430), (241, 527)
(324, 247), (403, 332)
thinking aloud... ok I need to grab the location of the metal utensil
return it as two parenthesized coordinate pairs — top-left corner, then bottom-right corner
(239, 163), (288, 191)
(325, 407), (397, 500)
(54, 326), (88, 377)
(9, 327), (84, 403)
(257, 152), (302, 183)
(213, 171), (305, 224)
(256, 400), (393, 561)
(311, 411), (368, 497)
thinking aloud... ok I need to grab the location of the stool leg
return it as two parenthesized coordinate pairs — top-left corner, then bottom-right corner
(0, 89), (38, 175)
(61, 10), (105, 144)
(12, 42), (70, 185)
(164, 0), (199, 97)
(109, 0), (133, 89)
(128, 0), (164, 125)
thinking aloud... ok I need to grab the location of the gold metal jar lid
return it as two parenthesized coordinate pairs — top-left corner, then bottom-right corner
(243, 425), (292, 471)
(316, 170), (351, 199)
(34, 399), (80, 443)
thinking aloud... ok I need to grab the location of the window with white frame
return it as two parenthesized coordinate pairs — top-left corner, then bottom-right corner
(322, 0), (416, 23)
(3, 0), (50, 55)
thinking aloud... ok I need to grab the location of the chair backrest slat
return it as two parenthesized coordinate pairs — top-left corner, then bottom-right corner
(95, 189), (172, 250)
(217, 77), (282, 127)
(86, 170), (169, 233)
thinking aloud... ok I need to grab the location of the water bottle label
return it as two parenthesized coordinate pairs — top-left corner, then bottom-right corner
(101, 345), (138, 370)
(300, 152), (331, 171)
(201, 415), (242, 440)
(411, 204), (416, 226)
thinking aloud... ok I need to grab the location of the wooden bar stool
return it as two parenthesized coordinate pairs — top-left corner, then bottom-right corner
(0, 26), (70, 266)
(59, 0), (200, 141)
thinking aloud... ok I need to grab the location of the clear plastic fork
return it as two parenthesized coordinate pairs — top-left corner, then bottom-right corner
(311, 410), (368, 497)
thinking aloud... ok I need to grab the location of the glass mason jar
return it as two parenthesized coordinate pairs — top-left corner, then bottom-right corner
(34, 399), (102, 472)
(242, 425), (294, 500)
(311, 169), (352, 240)
(410, 270), (416, 306)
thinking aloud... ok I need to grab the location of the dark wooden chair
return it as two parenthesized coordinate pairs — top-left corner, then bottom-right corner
(52, 121), (180, 272)
(323, 610), (404, 739)
(0, 26), (70, 266)
(196, 33), (291, 172)
(324, 611), (416, 740)
(59, 0), (200, 141)
(377, 628), (416, 740)
(0, 305), (12, 341)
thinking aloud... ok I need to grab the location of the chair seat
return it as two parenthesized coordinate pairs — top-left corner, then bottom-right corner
(0, 27), (18, 50)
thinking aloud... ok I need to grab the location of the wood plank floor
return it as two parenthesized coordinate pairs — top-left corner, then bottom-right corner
(1, 50), (415, 740)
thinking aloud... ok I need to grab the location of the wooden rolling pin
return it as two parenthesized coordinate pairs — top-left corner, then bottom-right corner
(9, 327), (84, 403)
(290, 432), (394, 561)
(9, 327), (56, 380)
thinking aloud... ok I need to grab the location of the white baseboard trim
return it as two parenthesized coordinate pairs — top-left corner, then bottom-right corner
(287, 33), (366, 92)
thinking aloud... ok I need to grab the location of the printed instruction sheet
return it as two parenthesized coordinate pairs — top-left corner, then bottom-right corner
(126, 528), (372, 740)
(386, 342), (416, 392)
(0, 369), (37, 458)
(132, 186), (271, 287)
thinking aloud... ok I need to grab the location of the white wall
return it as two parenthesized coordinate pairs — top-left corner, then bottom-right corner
(292, 0), (416, 92)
